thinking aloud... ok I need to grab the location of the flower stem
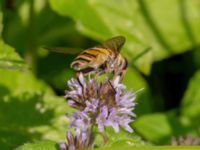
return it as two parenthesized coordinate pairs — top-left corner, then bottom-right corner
(99, 132), (109, 145)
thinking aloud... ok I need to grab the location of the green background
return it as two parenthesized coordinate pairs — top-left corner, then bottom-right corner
(0, 0), (200, 149)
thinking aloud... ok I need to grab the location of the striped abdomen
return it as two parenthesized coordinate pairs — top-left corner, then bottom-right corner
(70, 47), (113, 74)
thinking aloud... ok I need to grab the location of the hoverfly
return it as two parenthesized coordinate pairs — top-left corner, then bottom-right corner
(45, 36), (127, 81)
(71, 36), (127, 80)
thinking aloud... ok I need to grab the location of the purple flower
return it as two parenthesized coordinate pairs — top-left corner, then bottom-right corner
(96, 106), (109, 132)
(62, 72), (139, 149)
(84, 99), (99, 113)
(59, 142), (67, 150)
(65, 73), (137, 133)
(60, 130), (94, 150)
(118, 115), (134, 133)
(106, 108), (120, 132)
(68, 111), (91, 135)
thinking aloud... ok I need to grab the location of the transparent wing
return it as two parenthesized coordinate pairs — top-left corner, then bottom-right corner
(97, 36), (126, 52)
(43, 46), (82, 55)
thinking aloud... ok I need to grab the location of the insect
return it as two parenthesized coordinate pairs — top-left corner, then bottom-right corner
(71, 36), (128, 80)
(45, 36), (128, 81)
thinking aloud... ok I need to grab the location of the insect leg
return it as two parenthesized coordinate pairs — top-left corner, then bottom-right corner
(108, 80), (116, 94)
(113, 57), (128, 82)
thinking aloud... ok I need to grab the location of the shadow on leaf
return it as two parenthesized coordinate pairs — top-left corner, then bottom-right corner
(0, 90), (55, 150)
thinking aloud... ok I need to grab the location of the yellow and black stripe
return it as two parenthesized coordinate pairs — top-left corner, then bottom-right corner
(71, 47), (114, 70)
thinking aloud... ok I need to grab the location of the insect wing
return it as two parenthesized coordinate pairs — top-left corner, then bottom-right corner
(97, 36), (126, 52)
(43, 46), (82, 55)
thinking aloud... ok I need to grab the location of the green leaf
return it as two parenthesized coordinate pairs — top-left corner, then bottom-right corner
(2, 0), (83, 54)
(0, 12), (26, 71)
(107, 132), (146, 147)
(181, 70), (200, 124)
(0, 40), (27, 71)
(123, 67), (153, 115)
(16, 141), (59, 150)
(16, 141), (200, 150)
(2, 1), (84, 91)
(0, 69), (72, 149)
(49, 0), (200, 74)
(132, 113), (186, 144)
(96, 146), (200, 150)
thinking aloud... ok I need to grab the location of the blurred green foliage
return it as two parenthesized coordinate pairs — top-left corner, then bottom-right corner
(0, 0), (200, 149)
(50, 0), (200, 74)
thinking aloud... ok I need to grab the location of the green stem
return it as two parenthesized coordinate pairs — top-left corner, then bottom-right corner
(25, 0), (37, 73)
(99, 132), (109, 145)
